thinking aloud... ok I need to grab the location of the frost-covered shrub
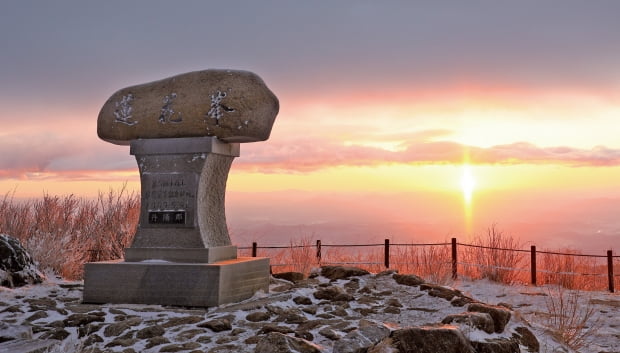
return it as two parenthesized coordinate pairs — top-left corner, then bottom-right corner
(0, 187), (139, 280)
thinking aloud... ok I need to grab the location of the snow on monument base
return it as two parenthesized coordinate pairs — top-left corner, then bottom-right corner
(83, 257), (269, 307)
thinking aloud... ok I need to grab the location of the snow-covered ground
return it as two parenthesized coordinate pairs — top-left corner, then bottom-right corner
(453, 278), (619, 353)
(0, 270), (618, 353)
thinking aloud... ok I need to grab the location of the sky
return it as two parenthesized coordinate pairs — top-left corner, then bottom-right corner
(1, 1), (619, 252)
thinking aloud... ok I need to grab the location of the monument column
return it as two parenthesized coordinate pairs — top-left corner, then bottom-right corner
(125, 137), (239, 263)
(83, 69), (278, 307)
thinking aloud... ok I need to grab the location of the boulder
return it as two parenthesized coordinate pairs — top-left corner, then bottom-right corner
(321, 266), (370, 280)
(273, 272), (305, 283)
(420, 283), (462, 301)
(0, 234), (43, 288)
(332, 320), (391, 353)
(103, 317), (142, 337)
(246, 311), (271, 322)
(467, 303), (512, 333)
(313, 286), (355, 302)
(97, 69), (279, 144)
(441, 312), (495, 334)
(198, 318), (232, 332)
(254, 332), (321, 353)
(471, 338), (520, 353)
(392, 273), (424, 287)
(136, 325), (165, 339)
(512, 326), (540, 352)
(391, 325), (476, 353)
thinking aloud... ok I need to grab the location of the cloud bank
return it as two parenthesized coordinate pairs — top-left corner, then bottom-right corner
(235, 138), (620, 173)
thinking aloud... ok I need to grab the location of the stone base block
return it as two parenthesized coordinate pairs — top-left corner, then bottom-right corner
(124, 246), (237, 263)
(83, 257), (269, 307)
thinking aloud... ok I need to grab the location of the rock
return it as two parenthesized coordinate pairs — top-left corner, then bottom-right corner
(84, 334), (104, 346)
(386, 298), (402, 308)
(320, 266), (370, 280)
(512, 326), (540, 352)
(392, 273), (424, 287)
(254, 332), (322, 353)
(295, 330), (314, 341)
(105, 338), (138, 348)
(451, 296), (476, 307)
(333, 320), (390, 353)
(314, 286), (355, 302)
(258, 324), (295, 335)
(383, 306), (400, 314)
(293, 296), (313, 305)
(471, 338), (520, 353)
(78, 323), (103, 338)
(441, 312), (495, 334)
(2, 305), (23, 313)
(296, 319), (333, 333)
(176, 328), (208, 340)
(24, 298), (57, 311)
(39, 328), (70, 341)
(97, 69), (279, 144)
(344, 280), (360, 292)
(420, 283), (461, 301)
(367, 337), (396, 353)
(162, 315), (204, 328)
(109, 308), (127, 315)
(145, 336), (169, 349)
(276, 308), (307, 324)
(24, 311), (48, 322)
(319, 327), (341, 341)
(136, 325), (165, 339)
(273, 272), (305, 283)
(103, 317), (142, 337)
(198, 318), (232, 332)
(330, 307), (348, 317)
(0, 234), (43, 288)
(467, 303), (512, 333)
(302, 307), (317, 315)
(159, 342), (201, 352)
(246, 311), (271, 322)
(63, 313), (105, 327)
(391, 325), (476, 353)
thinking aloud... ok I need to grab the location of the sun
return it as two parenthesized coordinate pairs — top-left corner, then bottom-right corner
(460, 164), (476, 205)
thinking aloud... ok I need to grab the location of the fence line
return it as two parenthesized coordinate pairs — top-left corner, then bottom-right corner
(243, 237), (618, 293)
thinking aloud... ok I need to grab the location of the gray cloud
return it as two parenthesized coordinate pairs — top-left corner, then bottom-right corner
(2, 1), (620, 115)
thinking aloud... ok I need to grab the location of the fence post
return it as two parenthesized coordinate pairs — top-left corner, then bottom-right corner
(252, 242), (257, 257)
(608, 250), (615, 293)
(451, 238), (457, 280)
(384, 239), (390, 269)
(531, 245), (537, 286)
(316, 239), (322, 265)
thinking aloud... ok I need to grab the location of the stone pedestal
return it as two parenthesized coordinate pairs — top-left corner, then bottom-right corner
(83, 137), (269, 307)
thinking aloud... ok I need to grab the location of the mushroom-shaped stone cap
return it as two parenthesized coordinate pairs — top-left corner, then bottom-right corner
(97, 69), (279, 145)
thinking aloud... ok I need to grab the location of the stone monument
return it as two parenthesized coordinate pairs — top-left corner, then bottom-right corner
(83, 69), (278, 307)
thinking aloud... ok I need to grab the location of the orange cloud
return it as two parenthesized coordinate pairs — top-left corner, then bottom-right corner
(235, 138), (620, 173)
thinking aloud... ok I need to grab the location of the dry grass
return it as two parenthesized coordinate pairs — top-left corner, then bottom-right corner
(544, 284), (601, 350)
(391, 244), (452, 285)
(0, 190), (614, 291)
(0, 186), (139, 279)
(462, 225), (526, 284)
(540, 249), (603, 291)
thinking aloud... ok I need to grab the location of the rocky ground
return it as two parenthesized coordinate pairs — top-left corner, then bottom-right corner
(0, 266), (618, 353)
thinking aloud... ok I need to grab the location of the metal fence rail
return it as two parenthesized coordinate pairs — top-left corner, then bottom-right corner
(242, 237), (618, 293)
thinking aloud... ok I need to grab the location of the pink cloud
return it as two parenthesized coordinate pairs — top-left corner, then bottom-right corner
(235, 138), (620, 173)
(2, 128), (619, 180)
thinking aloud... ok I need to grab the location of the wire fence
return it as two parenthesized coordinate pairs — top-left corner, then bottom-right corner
(239, 238), (618, 293)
